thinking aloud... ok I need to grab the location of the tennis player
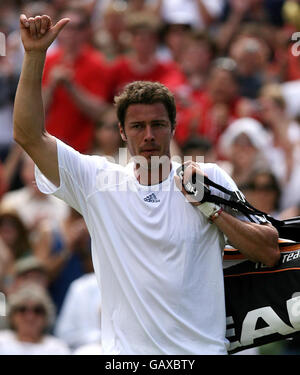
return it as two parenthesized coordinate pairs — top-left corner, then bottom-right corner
(13, 14), (280, 355)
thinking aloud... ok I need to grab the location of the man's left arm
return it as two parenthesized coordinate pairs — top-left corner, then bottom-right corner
(213, 211), (280, 267)
(176, 161), (281, 267)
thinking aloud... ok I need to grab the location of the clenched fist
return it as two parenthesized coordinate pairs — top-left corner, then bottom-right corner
(20, 14), (69, 53)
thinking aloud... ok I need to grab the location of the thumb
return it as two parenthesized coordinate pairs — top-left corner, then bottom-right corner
(20, 14), (29, 29)
(174, 175), (200, 205)
(51, 18), (70, 38)
(174, 175), (185, 194)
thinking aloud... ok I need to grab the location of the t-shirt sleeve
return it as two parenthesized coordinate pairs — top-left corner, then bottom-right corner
(34, 138), (107, 215)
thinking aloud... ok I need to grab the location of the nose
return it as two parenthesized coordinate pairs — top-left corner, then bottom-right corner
(143, 124), (155, 143)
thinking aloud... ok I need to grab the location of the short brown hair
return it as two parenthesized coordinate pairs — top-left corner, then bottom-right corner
(114, 81), (176, 130)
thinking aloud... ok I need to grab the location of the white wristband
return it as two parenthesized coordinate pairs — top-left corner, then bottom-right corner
(197, 201), (221, 219)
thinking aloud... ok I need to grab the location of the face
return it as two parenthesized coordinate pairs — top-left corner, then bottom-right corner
(182, 41), (212, 74)
(131, 28), (157, 56)
(119, 103), (173, 167)
(208, 69), (237, 104)
(11, 301), (47, 338)
(165, 25), (189, 55)
(244, 173), (278, 213)
(95, 111), (122, 154)
(104, 12), (125, 37)
(0, 217), (19, 248)
(258, 96), (283, 126)
(57, 11), (89, 50)
(230, 134), (258, 168)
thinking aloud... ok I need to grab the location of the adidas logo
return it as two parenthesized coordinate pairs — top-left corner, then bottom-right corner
(144, 193), (160, 203)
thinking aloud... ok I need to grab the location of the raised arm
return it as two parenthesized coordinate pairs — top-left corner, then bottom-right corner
(13, 14), (69, 187)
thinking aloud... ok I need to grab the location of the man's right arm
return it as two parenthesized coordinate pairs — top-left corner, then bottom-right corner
(13, 14), (69, 187)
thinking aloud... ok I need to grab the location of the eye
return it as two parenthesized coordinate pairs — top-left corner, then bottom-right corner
(131, 124), (143, 129)
(152, 122), (166, 128)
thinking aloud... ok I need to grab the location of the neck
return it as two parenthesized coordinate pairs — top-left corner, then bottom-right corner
(17, 331), (41, 343)
(133, 53), (155, 67)
(63, 45), (84, 61)
(134, 159), (172, 186)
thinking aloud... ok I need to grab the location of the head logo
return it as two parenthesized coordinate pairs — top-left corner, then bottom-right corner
(0, 32), (5, 56)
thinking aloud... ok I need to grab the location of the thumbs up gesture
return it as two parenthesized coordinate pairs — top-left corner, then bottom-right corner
(19, 14), (69, 53)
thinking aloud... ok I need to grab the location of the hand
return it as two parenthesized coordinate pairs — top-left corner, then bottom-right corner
(20, 14), (69, 53)
(259, 97), (285, 129)
(66, 219), (89, 250)
(174, 161), (207, 206)
(230, 0), (250, 15)
(49, 65), (74, 86)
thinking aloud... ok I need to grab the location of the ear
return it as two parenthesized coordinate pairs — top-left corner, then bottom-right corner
(118, 123), (127, 142)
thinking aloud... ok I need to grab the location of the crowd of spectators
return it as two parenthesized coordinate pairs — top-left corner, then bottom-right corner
(1, 0), (300, 355)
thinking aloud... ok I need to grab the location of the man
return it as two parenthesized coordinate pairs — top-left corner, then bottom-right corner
(14, 14), (280, 355)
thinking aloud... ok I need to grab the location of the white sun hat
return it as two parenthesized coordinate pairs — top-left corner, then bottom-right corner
(219, 117), (272, 158)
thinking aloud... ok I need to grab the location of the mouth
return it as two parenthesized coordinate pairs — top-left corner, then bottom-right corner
(140, 148), (160, 156)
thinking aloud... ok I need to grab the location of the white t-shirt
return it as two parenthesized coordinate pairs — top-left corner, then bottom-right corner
(0, 330), (70, 355)
(72, 342), (103, 355)
(35, 138), (242, 355)
(54, 273), (101, 350)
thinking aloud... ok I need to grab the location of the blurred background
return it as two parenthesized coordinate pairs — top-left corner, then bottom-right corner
(1, 0), (300, 355)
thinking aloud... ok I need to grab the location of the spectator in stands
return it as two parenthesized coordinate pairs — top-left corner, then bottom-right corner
(0, 144), (24, 195)
(258, 83), (300, 210)
(33, 207), (91, 315)
(0, 235), (13, 293)
(54, 271), (101, 351)
(72, 336), (103, 355)
(174, 57), (243, 148)
(93, 1), (131, 61)
(42, 7), (109, 153)
(90, 105), (125, 164)
(0, 163), (7, 199)
(0, 25), (19, 161)
(181, 136), (217, 164)
(218, 0), (284, 55)
(156, 0), (225, 30)
(239, 168), (282, 217)
(0, 283), (70, 354)
(181, 31), (217, 92)
(125, 0), (157, 15)
(160, 22), (192, 64)
(0, 210), (32, 262)
(11, 255), (49, 294)
(0, 210), (32, 293)
(165, 30), (217, 103)
(108, 11), (182, 101)
(229, 34), (270, 99)
(218, 117), (272, 187)
(0, 153), (68, 232)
